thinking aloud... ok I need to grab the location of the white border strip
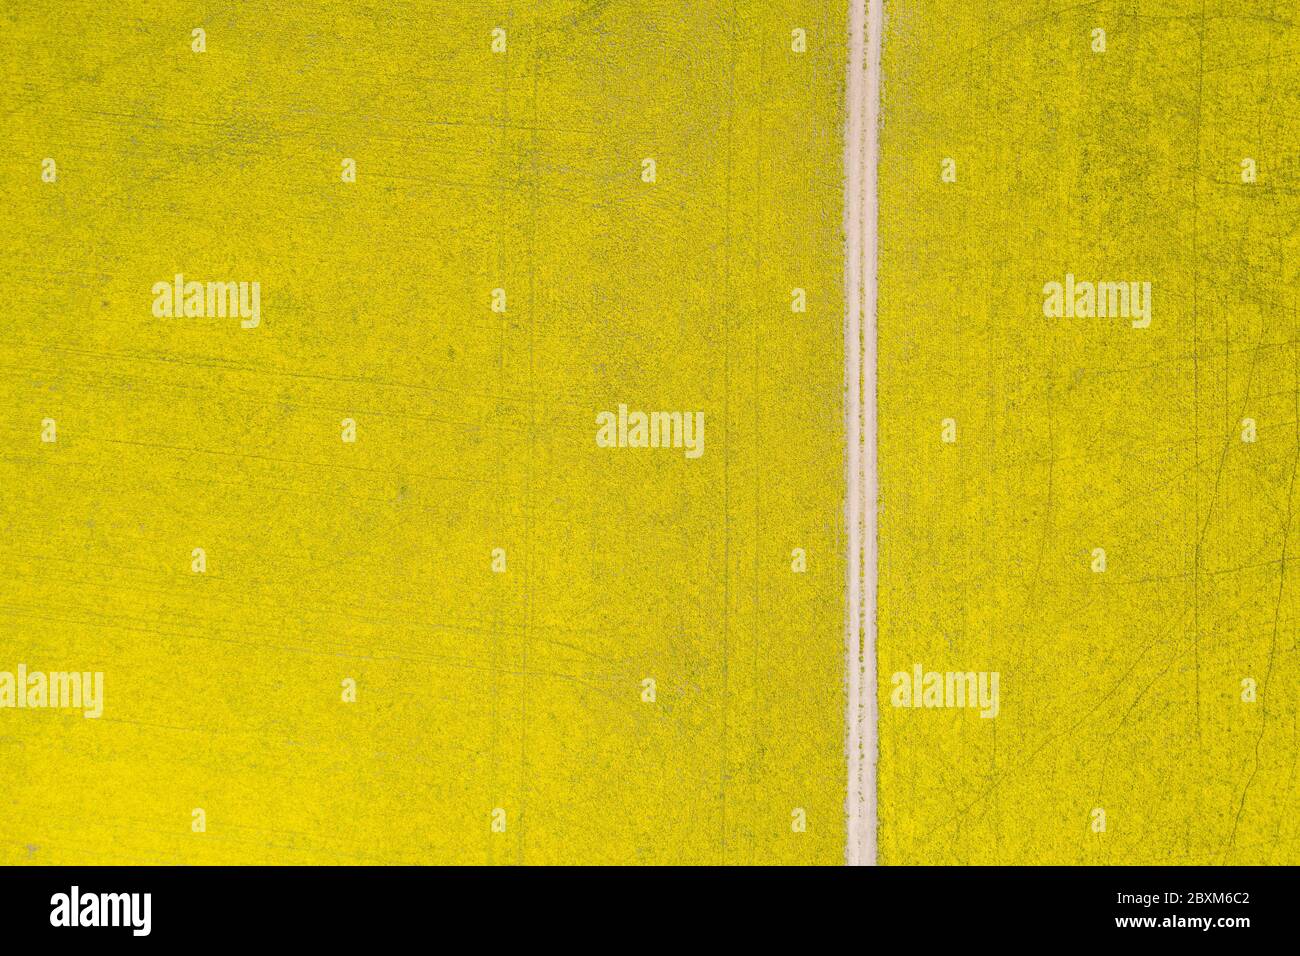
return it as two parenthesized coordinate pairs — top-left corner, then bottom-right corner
(845, 0), (880, 867)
